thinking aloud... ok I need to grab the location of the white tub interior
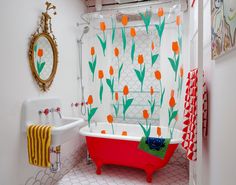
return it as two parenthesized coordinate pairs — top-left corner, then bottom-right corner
(80, 122), (182, 144)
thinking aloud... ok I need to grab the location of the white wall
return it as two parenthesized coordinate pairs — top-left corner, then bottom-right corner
(0, 0), (86, 184)
(190, 0), (236, 185)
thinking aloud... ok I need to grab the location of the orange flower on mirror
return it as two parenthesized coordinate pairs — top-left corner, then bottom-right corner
(157, 8), (164, 17)
(38, 49), (43, 57)
(100, 22), (106, 32)
(121, 15), (128, 26)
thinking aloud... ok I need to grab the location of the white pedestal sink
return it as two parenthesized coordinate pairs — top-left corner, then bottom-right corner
(21, 97), (84, 146)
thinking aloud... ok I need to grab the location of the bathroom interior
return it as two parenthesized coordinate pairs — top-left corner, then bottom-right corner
(0, 0), (236, 185)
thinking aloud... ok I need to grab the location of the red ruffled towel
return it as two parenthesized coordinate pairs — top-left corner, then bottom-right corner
(182, 69), (208, 161)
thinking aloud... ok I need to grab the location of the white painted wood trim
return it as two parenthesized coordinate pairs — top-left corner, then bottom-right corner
(197, 0), (204, 184)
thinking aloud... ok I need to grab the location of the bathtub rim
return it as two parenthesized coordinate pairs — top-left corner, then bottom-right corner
(79, 122), (182, 144)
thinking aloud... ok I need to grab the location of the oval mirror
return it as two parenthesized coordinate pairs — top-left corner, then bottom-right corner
(33, 34), (54, 81)
(28, 2), (58, 91)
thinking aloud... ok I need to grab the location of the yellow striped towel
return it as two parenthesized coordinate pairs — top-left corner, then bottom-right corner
(27, 124), (52, 167)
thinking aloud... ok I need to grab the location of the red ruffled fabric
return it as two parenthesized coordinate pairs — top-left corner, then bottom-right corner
(182, 69), (208, 161)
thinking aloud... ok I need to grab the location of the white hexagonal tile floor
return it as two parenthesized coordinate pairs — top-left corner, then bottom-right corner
(55, 159), (188, 185)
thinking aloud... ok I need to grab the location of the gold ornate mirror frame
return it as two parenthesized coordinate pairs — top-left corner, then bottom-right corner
(29, 2), (58, 91)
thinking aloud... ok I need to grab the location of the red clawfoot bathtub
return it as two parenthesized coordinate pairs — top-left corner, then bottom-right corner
(79, 122), (182, 183)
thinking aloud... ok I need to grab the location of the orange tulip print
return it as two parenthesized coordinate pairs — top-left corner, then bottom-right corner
(172, 41), (180, 55)
(180, 65), (184, 78)
(115, 92), (119, 101)
(122, 85), (134, 120)
(176, 15), (181, 26)
(113, 92), (119, 118)
(169, 90), (176, 108)
(38, 49), (43, 57)
(114, 47), (119, 57)
(150, 86), (154, 96)
(143, 109), (149, 120)
(154, 70), (161, 80)
(97, 22), (107, 56)
(87, 95), (93, 105)
(121, 15), (128, 26)
(157, 127), (162, 137)
(122, 131), (128, 136)
(123, 85), (129, 96)
(107, 114), (113, 124)
(100, 22), (106, 31)
(107, 114), (115, 134)
(90, 47), (95, 56)
(151, 41), (155, 51)
(158, 8), (164, 17)
(98, 70), (104, 79)
(109, 66), (114, 76)
(101, 130), (106, 134)
(130, 27), (136, 37)
(87, 95), (98, 128)
(138, 54), (144, 65)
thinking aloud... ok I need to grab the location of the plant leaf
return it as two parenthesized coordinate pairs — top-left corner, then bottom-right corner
(176, 55), (180, 72)
(168, 57), (176, 72)
(88, 107), (98, 122)
(93, 56), (97, 71)
(141, 65), (146, 82)
(99, 83), (103, 103)
(139, 10), (151, 34)
(139, 122), (149, 138)
(171, 110), (178, 121)
(106, 79), (112, 91)
(121, 28), (126, 52)
(131, 40), (135, 63)
(34, 44), (38, 53)
(38, 62), (46, 74)
(134, 69), (142, 82)
(151, 53), (159, 66)
(97, 34), (106, 56)
(160, 88), (165, 107)
(118, 63), (123, 82)
(124, 98), (134, 113)
(151, 99), (155, 115)
(111, 18), (116, 44)
(36, 61), (40, 75)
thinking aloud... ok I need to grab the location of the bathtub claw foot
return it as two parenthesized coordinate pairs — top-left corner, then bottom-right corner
(146, 175), (152, 183)
(145, 164), (155, 183)
(96, 167), (102, 175)
(95, 160), (102, 175)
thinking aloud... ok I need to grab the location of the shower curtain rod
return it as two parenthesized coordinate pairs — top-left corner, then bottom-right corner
(79, 0), (185, 30)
